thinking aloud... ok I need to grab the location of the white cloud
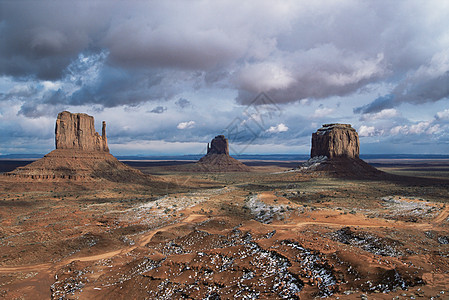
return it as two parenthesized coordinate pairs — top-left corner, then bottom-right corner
(299, 99), (310, 105)
(177, 120), (196, 130)
(391, 122), (441, 135)
(325, 53), (385, 86)
(410, 122), (431, 134)
(266, 123), (288, 133)
(390, 125), (408, 135)
(414, 50), (449, 78)
(238, 62), (295, 92)
(242, 113), (263, 126)
(312, 107), (335, 118)
(358, 125), (376, 137)
(42, 80), (62, 91)
(426, 124), (440, 134)
(436, 108), (449, 120)
(360, 108), (398, 121)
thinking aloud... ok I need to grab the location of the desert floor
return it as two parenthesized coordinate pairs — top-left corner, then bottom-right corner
(0, 159), (449, 299)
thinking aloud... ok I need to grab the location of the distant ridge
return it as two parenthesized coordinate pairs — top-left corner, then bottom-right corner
(0, 154), (44, 160)
(2, 154), (449, 161)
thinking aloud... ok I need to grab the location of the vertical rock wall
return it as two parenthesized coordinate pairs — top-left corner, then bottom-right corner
(311, 124), (359, 159)
(55, 111), (109, 152)
(207, 135), (229, 155)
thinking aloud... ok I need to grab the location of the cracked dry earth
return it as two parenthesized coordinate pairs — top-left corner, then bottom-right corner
(1, 168), (449, 299)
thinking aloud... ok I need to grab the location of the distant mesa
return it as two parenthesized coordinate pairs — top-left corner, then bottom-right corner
(301, 123), (383, 177)
(4, 111), (149, 183)
(206, 135), (229, 155)
(196, 135), (250, 172)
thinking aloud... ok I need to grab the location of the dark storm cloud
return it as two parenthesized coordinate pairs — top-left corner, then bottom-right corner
(18, 100), (61, 118)
(14, 60), (190, 117)
(353, 95), (396, 114)
(175, 98), (191, 109)
(68, 69), (157, 107)
(0, 1), (110, 80)
(149, 106), (167, 114)
(0, 1), (243, 81)
(355, 70), (449, 114)
(1, 0), (448, 112)
(0, 83), (38, 101)
(232, 1), (448, 108)
(102, 20), (243, 71)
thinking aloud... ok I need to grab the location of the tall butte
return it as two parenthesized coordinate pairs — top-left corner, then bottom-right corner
(5, 111), (149, 182)
(206, 135), (229, 155)
(311, 123), (359, 159)
(302, 123), (382, 177)
(196, 135), (250, 172)
(55, 111), (109, 152)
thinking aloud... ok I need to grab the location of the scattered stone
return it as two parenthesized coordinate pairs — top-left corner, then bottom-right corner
(331, 227), (403, 257)
(437, 236), (449, 244)
(244, 195), (299, 223)
(299, 155), (328, 170)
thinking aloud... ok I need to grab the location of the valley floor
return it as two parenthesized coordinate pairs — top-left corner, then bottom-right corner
(0, 161), (448, 299)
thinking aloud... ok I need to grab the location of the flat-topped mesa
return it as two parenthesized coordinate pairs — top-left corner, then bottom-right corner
(206, 135), (229, 155)
(311, 123), (359, 159)
(55, 111), (109, 152)
(301, 123), (384, 178)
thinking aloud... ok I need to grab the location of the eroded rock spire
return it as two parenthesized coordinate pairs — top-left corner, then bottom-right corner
(55, 111), (109, 152)
(206, 135), (229, 155)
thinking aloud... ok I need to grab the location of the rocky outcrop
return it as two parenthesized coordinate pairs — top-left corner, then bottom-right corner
(301, 124), (383, 178)
(55, 111), (109, 152)
(196, 154), (251, 172)
(4, 111), (150, 183)
(195, 135), (250, 172)
(207, 135), (229, 155)
(311, 124), (359, 159)
(4, 149), (147, 182)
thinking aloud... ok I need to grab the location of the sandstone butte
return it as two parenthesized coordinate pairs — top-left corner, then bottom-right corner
(206, 135), (229, 155)
(55, 111), (109, 152)
(196, 135), (250, 172)
(311, 123), (359, 159)
(305, 123), (383, 178)
(4, 111), (149, 183)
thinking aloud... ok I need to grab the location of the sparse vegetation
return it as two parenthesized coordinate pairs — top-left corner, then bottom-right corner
(0, 159), (449, 298)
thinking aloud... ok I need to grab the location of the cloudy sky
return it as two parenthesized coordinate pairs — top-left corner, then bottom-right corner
(1, 0), (448, 156)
